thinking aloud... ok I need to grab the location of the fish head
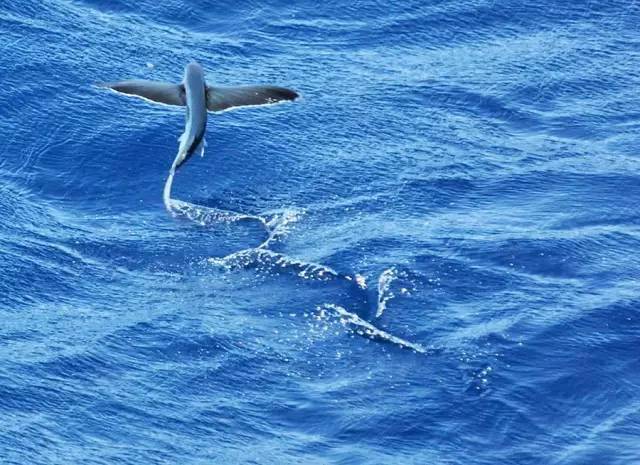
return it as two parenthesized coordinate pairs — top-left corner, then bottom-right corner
(184, 62), (206, 88)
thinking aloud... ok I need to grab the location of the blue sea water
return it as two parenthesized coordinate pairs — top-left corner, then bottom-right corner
(1, 0), (640, 463)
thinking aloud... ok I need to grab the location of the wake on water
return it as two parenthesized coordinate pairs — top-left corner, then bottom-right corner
(163, 156), (426, 354)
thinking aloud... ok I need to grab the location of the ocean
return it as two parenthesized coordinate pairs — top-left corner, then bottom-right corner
(1, 1), (639, 463)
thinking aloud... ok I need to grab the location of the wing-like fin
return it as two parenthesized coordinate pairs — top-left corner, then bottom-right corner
(206, 85), (298, 112)
(99, 80), (186, 107)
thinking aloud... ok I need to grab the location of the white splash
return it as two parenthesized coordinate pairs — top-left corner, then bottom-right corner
(320, 304), (426, 354)
(375, 267), (415, 318)
(208, 248), (342, 281)
(258, 209), (303, 249)
(163, 149), (424, 353)
(163, 163), (270, 228)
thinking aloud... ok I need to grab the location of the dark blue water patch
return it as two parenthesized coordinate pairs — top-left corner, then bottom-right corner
(0, 239), (87, 308)
(395, 176), (479, 212)
(258, 0), (637, 52)
(69, 220), (268, 269)
(450, 232), (640, 280)
(0, 372), (94, 414)
(494, 299), (640, 463)
(29, 349), (123, 383)
(412, 251), (517, 300)
(479, 172), (640, 208)
(73, 0), (272, 33)
(508, 77), (632, 112)
(414, 82), (545, 132)
(100, 318), (234, 364)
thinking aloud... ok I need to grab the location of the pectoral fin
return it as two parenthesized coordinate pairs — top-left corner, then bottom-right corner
(99, 80), (186, 107)
(206, 85), (298, 112)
